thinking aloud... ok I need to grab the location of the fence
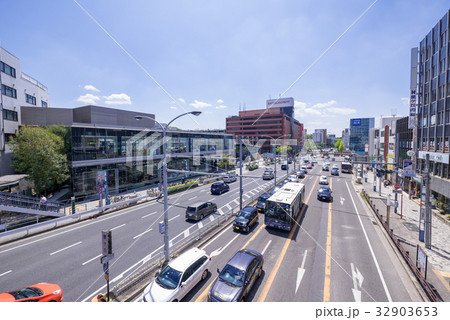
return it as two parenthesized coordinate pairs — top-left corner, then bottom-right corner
(361, 189), (440, 302)
(0, 192), (64, 213)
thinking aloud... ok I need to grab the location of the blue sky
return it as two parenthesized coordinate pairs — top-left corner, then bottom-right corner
(1, 0), (449, 135)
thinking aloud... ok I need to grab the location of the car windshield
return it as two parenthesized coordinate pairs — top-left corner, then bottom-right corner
(237, 210), (251, 219)
(156, 265), (183, 290)
(187, 207), (196, 212)
(258, 196), (268, 202)
(219, 264), (245, 287)
(319, 187), (330, 193)
(9, 287), (42, 300)
(266, 202), (290, 220)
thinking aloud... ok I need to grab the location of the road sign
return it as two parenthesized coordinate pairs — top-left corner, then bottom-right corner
(393, 189), (402, 194)
(101, 253), (115, 264)
(394, 183), (401, 190)
(102, 230), (112, 255)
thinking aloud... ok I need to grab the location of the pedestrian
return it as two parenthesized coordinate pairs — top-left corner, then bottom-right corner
(40, 195), (47, 210)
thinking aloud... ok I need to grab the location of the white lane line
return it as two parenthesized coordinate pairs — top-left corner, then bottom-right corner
(198, 222), (203, 229)
(261, 240), (272, 255)
(82, 254), (102, 266)
(210, 234), (240, 257)
(141, 211), (157, 218)
(110, 224), (126, 231)
(0, 270), (12, 277)
(218, 208), (224, 215)
(133, 229), (153, 239)
(184, 229), (190, 238)
(50, 241), (82, 256)
(201, 226), (230, 250)
(209, 215), (215, 222)
(345, 182), (392, 302)
(168, 215), (180, 222)
(189, 196), (198, 201)
(226, 204), (232, 210)
(233, 199), (239, 205)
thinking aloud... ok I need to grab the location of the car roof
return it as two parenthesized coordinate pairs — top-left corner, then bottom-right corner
(226, 249), (261, 270)
(188, 201), (209, 207)
(240, 206), (256, 213)
(169, 247), (208, 271)
(212, 181), (225, 185)
(259, 193), (270, 198)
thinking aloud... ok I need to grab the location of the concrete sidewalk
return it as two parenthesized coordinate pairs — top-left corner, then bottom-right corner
(352, 171), (450, 302)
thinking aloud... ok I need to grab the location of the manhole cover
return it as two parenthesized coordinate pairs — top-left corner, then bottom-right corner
(403, 222), (419, 232)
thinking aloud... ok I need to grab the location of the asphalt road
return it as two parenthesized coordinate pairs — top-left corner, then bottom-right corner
(0, 157), (422, 302)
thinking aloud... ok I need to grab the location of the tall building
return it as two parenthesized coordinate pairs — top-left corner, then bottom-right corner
(0, 47), (50, 175)
(312, 129), (327, 144)
(414, 10), (450, 212)
(225, 97), (303, 154)
(349, 118), (375, 155)
(342, 128), (350, 149)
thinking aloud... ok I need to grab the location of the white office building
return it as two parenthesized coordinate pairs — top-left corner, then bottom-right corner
(1, 47), (50, 175)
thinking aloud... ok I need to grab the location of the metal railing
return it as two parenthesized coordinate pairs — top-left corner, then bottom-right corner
(0, 192), (63, 213)
(361, 189), (440, 302)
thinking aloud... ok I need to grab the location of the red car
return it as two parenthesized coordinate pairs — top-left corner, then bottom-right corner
(306, 163), (312, 169)
(0, 283), (63, 302)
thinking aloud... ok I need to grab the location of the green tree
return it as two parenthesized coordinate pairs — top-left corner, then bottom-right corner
(10, 126), (70, 195)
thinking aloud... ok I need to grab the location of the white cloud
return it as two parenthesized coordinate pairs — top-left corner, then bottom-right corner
(312, 100), (337, 109)
(170, 106), (177, 110)
(327, 107), (356, 115)
(77, 93), (100, 105)
(103, 93), (132, 105)
(178, 98), (186, 104)
(216, 105), (227, 109)
(217, 99), (224, 104)
(83, 84), (100, 92)
(189, 100), (212, 109)
(401, 97), (409, 106)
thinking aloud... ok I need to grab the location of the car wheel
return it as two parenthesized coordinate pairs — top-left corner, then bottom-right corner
(202, 269), (208, 280)
(258, 267), (262, 278)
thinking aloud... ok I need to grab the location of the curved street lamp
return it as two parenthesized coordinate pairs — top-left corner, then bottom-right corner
(135, 111), (201, 263)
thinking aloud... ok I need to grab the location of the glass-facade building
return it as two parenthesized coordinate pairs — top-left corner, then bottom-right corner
(71, 125), (234, 199)
(349, 118), (375, 155)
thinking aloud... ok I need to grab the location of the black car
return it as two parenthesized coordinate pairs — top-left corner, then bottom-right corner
(255, 193), (270, 212)
(317, 186), (332, 201)
(281, 163), (287, 170)
(211, 181), (230, 195)
(331, 168), (339, 176)
(233, 206), (258, 232)
(208, 249), (263, 302)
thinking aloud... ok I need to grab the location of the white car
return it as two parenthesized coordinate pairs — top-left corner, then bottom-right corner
(223, 174), (237, 183)
(319, 175), (329, 185)
(301, 165), (307, 172)
(332, 164), (339, 169)
(288, 174), (298, 182)
(142, 247), (210, 302)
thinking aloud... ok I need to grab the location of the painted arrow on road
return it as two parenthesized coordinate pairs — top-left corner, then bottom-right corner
(351, 263), (364, 302)
(296, 250), (308, 294)
(210, 234), (240, 258)
(340, 196), (345, 206)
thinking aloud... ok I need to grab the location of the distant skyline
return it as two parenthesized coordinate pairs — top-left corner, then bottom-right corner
(1, 0), (449, 135)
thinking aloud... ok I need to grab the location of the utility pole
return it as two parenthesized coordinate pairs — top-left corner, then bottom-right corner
(239, 135), (243, 211)
(424, 154), (431, 249)
(394, 133), (399, 213)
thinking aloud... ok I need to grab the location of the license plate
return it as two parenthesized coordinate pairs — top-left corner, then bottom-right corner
(235, 226), (239, 230)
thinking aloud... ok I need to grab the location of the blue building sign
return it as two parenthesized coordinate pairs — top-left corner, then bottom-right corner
(352, 118), (361, 126)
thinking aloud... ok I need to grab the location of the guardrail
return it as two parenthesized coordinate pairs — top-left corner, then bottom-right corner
(111, 183), (274, 301)
(0, 192), (64, 214)
(361, 189), (441, 302)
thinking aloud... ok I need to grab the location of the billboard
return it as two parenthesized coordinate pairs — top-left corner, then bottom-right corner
(351, 118), (361, 126)
(266, 97), (294, 108)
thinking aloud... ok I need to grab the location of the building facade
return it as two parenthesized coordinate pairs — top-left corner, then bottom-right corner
(312, 129), (327, 144)
(225, 98), (303, 154)
(22, 105), (234, 199)
(1, 47), (50, 175)
(349, 118), (375, 155)
(414, 10), (450, 212)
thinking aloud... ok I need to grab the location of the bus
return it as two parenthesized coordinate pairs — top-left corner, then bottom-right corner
(341, 162), (353, 173)
(265, 182), (306, 231)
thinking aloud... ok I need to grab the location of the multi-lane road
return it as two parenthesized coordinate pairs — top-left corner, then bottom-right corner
(0, 157), (423, 302)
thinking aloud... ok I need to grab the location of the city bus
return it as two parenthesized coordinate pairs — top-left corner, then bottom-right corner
(341, 162), (353, 173)
(265, 182), (305, 231)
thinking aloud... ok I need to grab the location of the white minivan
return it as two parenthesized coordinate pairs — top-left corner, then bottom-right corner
(141, 247), (210, 302)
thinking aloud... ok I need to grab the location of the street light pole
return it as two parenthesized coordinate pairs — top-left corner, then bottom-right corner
(135, 111), (201, 263)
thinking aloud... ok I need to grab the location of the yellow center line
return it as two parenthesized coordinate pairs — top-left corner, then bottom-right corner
(257, 176), (318, 302)
(323, 178), (333, 302)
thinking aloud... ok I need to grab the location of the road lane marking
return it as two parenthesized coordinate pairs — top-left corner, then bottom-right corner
(141, 211), (157, 218)
(168, 215), (179, 222)
(82, 254), (102, 266)
(210, 234), (240, 258)
(50, 241), (82, 256)
(189, 196), (198, 201)
(261, 240), (272, 255)
(323, 179), (333, 302)
(257, 176), (318, 302)
(133, 229), (153, 239)
(0, 270), (12, 277)
(110, 224), (126, 231)
(296, 250), (308, 294)
(345, 181), (392, 302)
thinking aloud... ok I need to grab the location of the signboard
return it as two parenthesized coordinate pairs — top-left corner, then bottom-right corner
(403, 160), (415, 177)
(266, 97), (294, 108)
(351, 118), (361, 126)
(416, 245), (428, 279)
(394, 183), (401, 190)
(408, 89), (417, 129)
(96, 170), (108, 197)
(102, 230), (112, 256)
(418, 151), (449, 164)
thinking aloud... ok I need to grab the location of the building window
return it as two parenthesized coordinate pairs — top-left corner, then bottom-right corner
(42, 100), (48, 108)
(3, 109), (18, 121)
(25, 94), (36, 105)
(1, 84), (17, 99)
(0, 61), (16, 78)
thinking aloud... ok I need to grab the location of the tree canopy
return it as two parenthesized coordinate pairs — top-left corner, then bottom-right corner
(9, 126), (70, 195)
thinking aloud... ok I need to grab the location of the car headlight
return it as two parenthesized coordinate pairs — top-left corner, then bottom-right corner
(52, 289), (61, 295)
